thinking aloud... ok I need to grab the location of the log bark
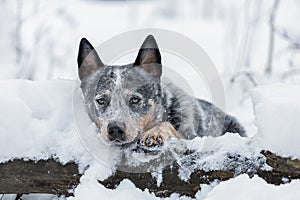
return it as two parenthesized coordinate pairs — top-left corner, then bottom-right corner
(0, 159), (81, 196)
(1, 151), (300, 198)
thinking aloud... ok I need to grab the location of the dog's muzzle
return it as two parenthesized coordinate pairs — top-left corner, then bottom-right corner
(107, 121), (126, 142)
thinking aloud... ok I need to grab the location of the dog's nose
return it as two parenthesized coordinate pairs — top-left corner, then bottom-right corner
(107, 121), (126, 141)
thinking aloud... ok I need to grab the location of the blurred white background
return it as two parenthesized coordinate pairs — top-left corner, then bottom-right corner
(0, 0), (299, 134)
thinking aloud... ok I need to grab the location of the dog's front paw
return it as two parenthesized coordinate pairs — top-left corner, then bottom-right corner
(140, 133), (164, 147)
(138, 122), (181, 148)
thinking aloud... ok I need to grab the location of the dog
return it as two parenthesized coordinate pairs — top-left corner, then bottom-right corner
(77, 35), (246, 148)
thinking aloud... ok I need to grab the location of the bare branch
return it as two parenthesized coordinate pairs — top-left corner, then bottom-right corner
(15, 0), (23, 64)
(230, 71), (258, 87)
(265, 0), (280, 75)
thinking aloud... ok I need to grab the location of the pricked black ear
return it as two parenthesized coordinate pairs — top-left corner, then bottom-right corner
(134, 35), (162, 77)
(77, 38), (103, 80)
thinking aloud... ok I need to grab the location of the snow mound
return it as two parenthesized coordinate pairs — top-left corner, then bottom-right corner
(252, 83), (300, 158)
(0, 79), (92, 167)
(204, 174), (300, 200)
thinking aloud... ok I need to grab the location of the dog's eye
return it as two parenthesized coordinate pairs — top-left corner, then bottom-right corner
(129, 96), (141, 105)
(96, 97), (107, 105)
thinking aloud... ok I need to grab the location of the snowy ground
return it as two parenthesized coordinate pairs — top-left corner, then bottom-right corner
(1, 0), (300, 199)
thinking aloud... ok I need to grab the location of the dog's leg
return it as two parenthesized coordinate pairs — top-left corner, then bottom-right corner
(138, 122), (181, 148)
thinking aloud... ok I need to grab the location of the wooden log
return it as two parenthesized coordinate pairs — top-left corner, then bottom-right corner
(1, 151), (300, 198)
(257, 150), (300, 185)
(99, 151), (300, 198)
(99, 164), (235, 198)
(0, 159), (81, 196)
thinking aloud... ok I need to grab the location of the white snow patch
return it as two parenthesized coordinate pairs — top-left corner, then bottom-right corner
(0, 79), (94, 169)
(252, 83), (300, 158)
(205, 174), (300, 200)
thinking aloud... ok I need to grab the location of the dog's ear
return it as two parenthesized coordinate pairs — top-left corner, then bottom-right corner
(134, 35), (162, 77)
(77, 38), (103, 80)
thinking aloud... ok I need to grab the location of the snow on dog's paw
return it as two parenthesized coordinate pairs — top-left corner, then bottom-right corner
(138, 122), (181, 149)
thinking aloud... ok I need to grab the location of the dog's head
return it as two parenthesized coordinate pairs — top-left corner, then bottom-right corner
(77, 35), (164, 145)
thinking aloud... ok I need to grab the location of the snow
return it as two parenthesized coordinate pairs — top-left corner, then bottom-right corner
(72, 177), (157, 200)
(252, 83), (300, 158)
(175, 134), (264, 181)
(0, 79), (92, 167)
(204, 175), (300, 200)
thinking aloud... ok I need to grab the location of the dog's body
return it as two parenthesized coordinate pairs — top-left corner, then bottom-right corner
(77, 35), (246, 147)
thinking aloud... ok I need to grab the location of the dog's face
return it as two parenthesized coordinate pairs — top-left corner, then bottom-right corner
(77, 35), (165, 145)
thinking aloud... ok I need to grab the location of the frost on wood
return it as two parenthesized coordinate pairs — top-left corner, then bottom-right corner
(1, 151), (300, 198)
(99, 150), (300, 198)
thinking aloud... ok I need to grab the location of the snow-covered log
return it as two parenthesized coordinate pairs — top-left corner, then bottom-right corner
(1, 151), (300, 198)
(99, 150), (300, 197)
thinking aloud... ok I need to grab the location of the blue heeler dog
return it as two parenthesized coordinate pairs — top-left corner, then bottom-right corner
(77, 35), (246, 148)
